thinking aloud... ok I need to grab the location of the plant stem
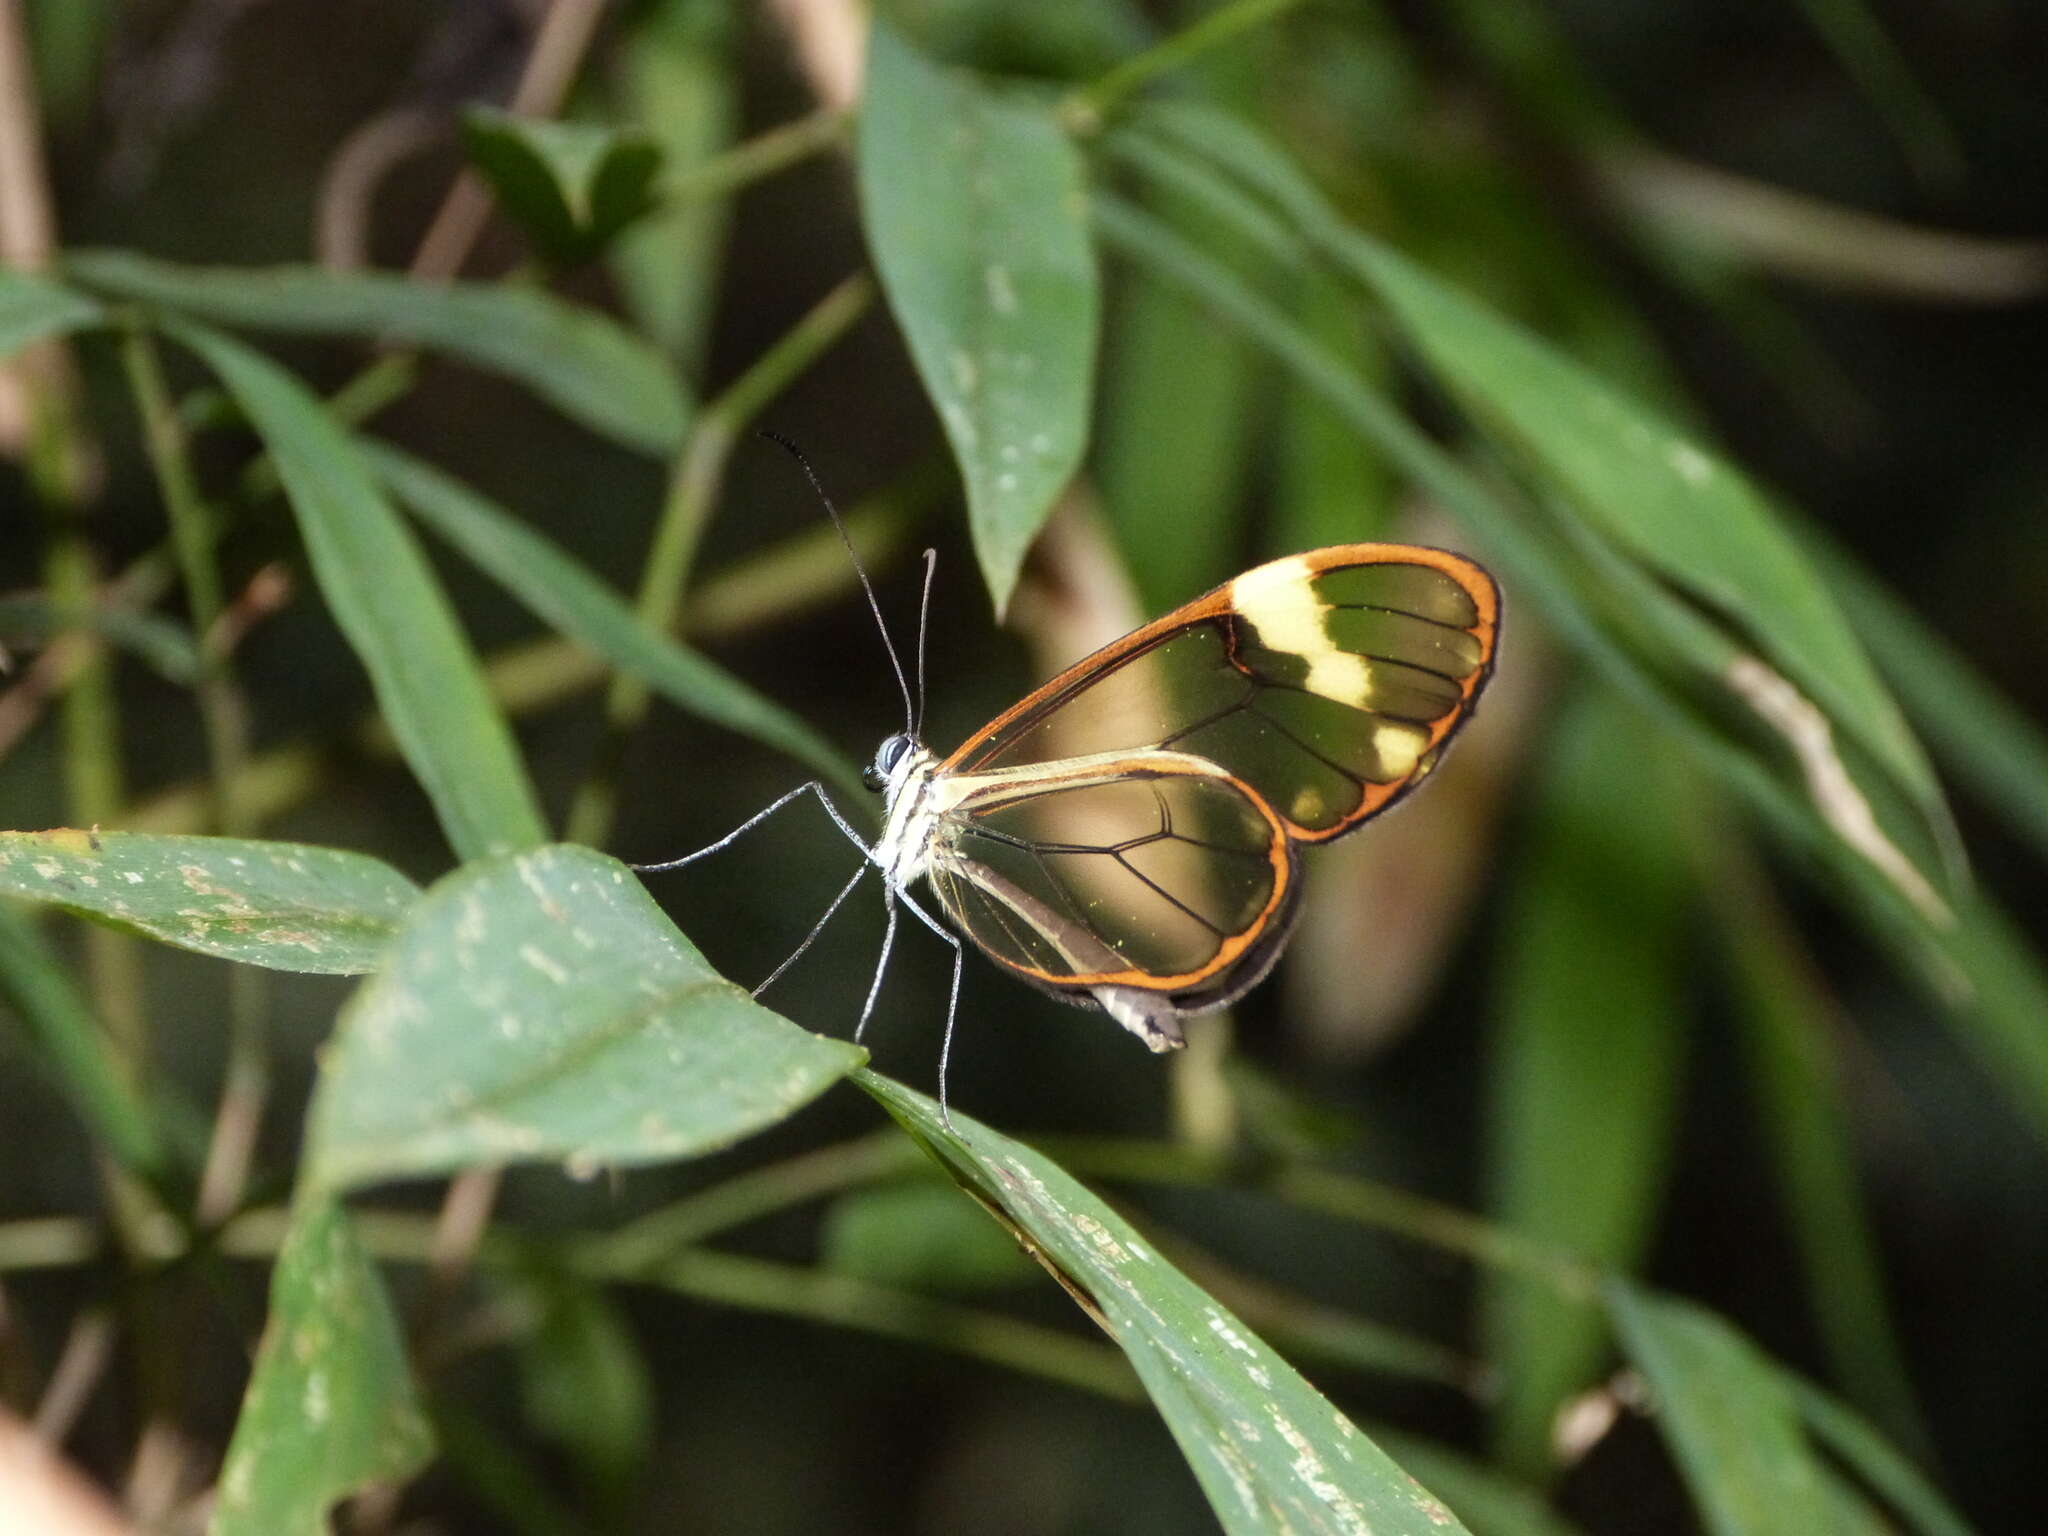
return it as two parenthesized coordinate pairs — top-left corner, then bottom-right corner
(118, 322), (273, 1226)
(565, 270), (875, 848)
(1062, 0), (1314, 131)
(656, 106), (848, 208)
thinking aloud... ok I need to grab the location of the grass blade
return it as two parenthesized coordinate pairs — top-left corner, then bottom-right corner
(169, 319), (548, 862)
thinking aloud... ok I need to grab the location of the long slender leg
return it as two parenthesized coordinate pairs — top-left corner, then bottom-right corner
(753, 861), (870, 1000)
(630, 780), (870, 872)
(855, 887), (899, 1044)
(897, 889), (965, 1132)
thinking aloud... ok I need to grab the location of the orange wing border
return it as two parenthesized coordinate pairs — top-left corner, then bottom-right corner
(935, 752), (1298, 998)
(942, 543), (1502, 845)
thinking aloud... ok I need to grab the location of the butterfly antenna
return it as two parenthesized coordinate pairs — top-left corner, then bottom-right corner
(913, 547), (938, 739)
(758, 430), (915, 735)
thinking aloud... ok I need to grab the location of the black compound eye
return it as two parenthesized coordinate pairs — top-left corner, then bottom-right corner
(862, 764), (886, 793)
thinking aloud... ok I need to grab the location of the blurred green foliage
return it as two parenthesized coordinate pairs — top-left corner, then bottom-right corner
(1, 0), (2044, 1532)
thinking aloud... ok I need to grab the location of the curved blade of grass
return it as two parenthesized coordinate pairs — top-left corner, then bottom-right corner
(1791, 1379), (1979, 1536)
(168, 318), (547, 862)
(304, 845), (864, 1194)
(365, 442), (866, 804)
(68, 250), (688, 455)
(0, 268), (102, 357)
(0, 829), (417, 974)
(211, 1199), (432, 1536)
(856, 1070), (1475, 1536)
(0, 593), (199, 683)
(859, 21), (1099, 615)
(1607, 1283), (1833, 1536)
(1712, 851), (1925, 1452)
(0, 902), (171, 1183)
(1485, 689), (1693, 1479)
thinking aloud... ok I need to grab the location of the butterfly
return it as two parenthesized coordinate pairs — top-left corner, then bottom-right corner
(637, 441), (1501, 1123)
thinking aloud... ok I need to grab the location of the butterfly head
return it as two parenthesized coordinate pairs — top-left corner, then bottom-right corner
(864, 731), (918, 794)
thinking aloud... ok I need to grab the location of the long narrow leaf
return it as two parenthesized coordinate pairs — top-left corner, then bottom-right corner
(0, 902), (170, 1184)
(69, 250), (689, 455)
(211, 1199), (433, 1536)
(366, 443), (867, 805)
(859, 21), (1099, 614)
(168, 319), (548, 862)
(1608, 1284), (1834, 1536)
(0, 829), (417, 974)
(1485, 688), (1693, 1478)
(0, 268), (103, 358)
(858, 1070), (1476, 1536)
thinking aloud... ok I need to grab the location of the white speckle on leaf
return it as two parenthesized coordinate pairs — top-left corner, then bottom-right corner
(1670, 442), (1714, 484)
(984, 263), (1017, 314)
(519, 943), (569, 984)
(1273, 1415), (1368, 1534)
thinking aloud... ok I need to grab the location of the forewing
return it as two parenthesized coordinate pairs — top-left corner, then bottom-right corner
(927, 755), (1297, 1005)
(944, 545), (1500, 841)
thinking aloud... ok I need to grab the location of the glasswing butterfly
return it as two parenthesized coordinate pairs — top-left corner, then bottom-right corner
(636, 439), (1501, 1124)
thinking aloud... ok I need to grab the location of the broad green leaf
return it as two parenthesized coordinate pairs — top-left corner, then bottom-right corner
(0, 830), (417, 974)
(1485, 689), (1693, 1479)
(0, 901), (171, 1183)
(304, 845), (864, 1193)
(859, 21), (1099, 614)
(461, 108), (662, 268)
(366, 443), (867, 804)
(68, 250), (689, 455)
(169, 320), (548, 862)
(1714, 858), (1923, 1451)
(0, 267), (102, 357)
(857, 1070), (1475, 1536)
(211, 1200), (432, 1536)
(822, 1177), (1038, 1292)
(1607, 1284), (1833, 1536)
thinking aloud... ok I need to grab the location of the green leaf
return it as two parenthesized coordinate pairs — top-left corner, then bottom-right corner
(211, 1199), (433, 1536)
(822, 1177), (1038, 1292)
(0, 830), (417, 974)
(1792, 1380), (1979, 1536)
(1607, 1284), (1834, 1536)
(0, 592), (200, 683)
(1713, 856), (1924, 1452)
(859, 21), (1099, 614)
(461, 108), (663, 268)
(304, 845), (864, 1193)
(366, 442), (867, 804)
(1332, 239), (1953, 877)
(168, 319), (548, 862)
(608, 1), (739, 366)
(1367, 1429), (1589, 1536)
(513, 1274), (652, 1498)
(0, 901), (172, 1184)
(1484, 689), (1693, 1478)
(0, 267), (102, 358)
(856, 1070), (1475, 1536)
(1812, 527), (2048, 864)
(67, 250), (689, 455)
